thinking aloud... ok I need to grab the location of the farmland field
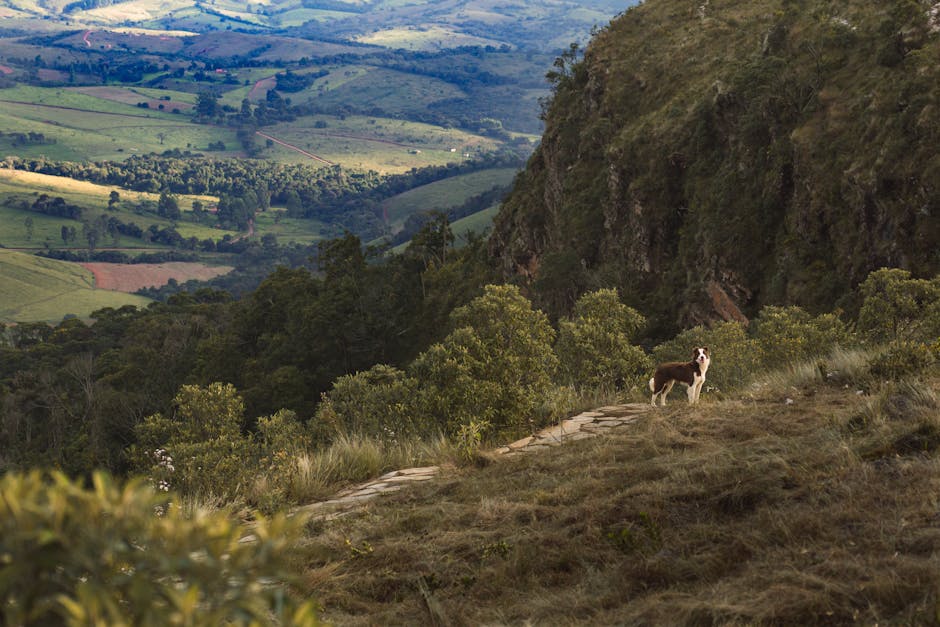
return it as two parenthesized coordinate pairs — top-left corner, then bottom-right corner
(303, 67), (467, 115)
(0, 96), (241, 161)
(355, 26), (508, 51)
(381, 167), (517, 229)
(0, 169), (232, 247)
(81, 261), (233, 292)
(260, 117), (508, 173)
(450, 203), (500, 244)
(0, 169), (216, 211)
(0, 249), (152, 323)
(252, 210), (330, 245)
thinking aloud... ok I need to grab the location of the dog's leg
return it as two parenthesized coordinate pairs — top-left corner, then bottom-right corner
(686, 383), (696, 404)
(694, 379), (704, 403)
(650, 377), (658, 406)
(661, 380), (674, 406)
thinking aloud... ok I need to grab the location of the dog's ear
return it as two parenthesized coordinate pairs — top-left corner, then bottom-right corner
(703, 346), (709, 354)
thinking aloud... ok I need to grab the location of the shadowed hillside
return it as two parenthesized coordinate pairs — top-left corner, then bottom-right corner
(302, 373), (940, 624)
(491, 0), (940, 334)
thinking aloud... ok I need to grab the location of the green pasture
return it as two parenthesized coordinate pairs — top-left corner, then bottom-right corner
(382, 167), (516, 229)
(450, 203), (500, 244)
(387, 203), (502, 254)
(218, 68), (281, 107)
(287, 65), (371, 102)
(0, 169), (217, 213)
(0, 204), (85, 249)
(260, 114), (499, 173)
(0, 85), (180, 117)
(252, 209), (328, 245)
(0, 91), (241, 160)
(0, 249), (152, 323)
(274, 8), (356, 27)
(0, 169), (233, 247)
(73, 86), (198, 108)
(304, 66), (465, 114)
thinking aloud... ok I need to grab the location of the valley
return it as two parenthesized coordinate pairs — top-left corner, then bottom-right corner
(0, 0), (631, 322)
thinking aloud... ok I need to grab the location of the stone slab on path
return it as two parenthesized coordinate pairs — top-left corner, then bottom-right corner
(297, 404), (651, 521)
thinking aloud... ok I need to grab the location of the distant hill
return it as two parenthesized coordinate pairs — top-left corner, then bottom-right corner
(0, 0), (630, 52)
(490, 0), (940, 334)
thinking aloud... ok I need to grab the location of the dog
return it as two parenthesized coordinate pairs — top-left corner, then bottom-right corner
(649, 347), (710, 406)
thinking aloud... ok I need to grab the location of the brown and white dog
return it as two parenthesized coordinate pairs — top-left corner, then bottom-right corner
(649, 347), (710, 406)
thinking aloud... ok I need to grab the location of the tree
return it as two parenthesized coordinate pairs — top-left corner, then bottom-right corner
(857, 268), (940, 343)
(410, 284), (558, 439)
(157, 191), (181, 221)
(107, 190), (119, 209)
(406, 211), (454, 270)
(555, 288), (650, 392)
(195, 91), (219, 118)
(132, 382), (251, 498)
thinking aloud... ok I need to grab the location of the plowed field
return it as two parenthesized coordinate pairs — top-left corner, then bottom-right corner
(81, 262), (232, 292)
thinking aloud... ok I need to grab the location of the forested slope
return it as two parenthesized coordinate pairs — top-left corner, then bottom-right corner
(491, 0), (940, 334)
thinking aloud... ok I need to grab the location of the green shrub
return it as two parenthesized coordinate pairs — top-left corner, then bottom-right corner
(652, 321), (762, 395)
(869, 341), (937, 380)
(752, 305), (853, 366)
(313, 364), (425, 440)
(555, 288), (651, 393)
(132, 383), (256, 499)
(0, 470), (318, 626)
(410, 284), (558, 440)
(857, 268), (940, 343)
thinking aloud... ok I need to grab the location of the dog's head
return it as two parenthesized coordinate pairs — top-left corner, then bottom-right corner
(692, 347), (710, 366)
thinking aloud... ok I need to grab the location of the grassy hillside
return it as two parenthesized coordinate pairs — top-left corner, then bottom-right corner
(0, 249), (151, 322)
(0, 168), (230, 248)
(382, 167), (517, 229)
(257, 116), (509, 173)
(301, 372), (940, 624)
(492, 0), (940, 333)
(0, 86), (241, 161)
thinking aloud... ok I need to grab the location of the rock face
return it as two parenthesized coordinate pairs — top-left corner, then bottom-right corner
(490, 0), (940, 334)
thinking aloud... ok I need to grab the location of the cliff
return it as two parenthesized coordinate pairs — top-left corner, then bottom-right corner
(491, 0), (940, 334)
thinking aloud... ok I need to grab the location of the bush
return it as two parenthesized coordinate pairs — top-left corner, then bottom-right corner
(410, 284), (558, 440)
(869, 341), (938, 380)
(0, 470), (318, 626)
(313, 364), (426, 440)
(752, 305), (853, 366)
(857, 268), (940, 343)
(555, 288), (651, 392)
(132, 383), (255, 499)
(652, 321), (762, 395)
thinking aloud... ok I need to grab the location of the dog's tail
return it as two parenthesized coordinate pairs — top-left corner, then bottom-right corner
(648, 377), (655, 392)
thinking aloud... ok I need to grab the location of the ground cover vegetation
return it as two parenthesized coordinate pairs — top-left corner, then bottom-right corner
(1, 262), (938, 623)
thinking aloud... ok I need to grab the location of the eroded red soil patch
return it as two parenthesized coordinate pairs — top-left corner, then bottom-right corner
(81, 262), (233, 292)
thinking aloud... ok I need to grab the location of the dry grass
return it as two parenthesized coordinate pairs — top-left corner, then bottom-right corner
(296, 374), (940, 625)
(256, 434), (456, 506)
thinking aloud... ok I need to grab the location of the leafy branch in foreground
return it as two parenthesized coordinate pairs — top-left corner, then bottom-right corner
(0, 470), (319, 626)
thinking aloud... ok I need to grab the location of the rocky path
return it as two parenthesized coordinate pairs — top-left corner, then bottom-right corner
(298, 403), (651, 521)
